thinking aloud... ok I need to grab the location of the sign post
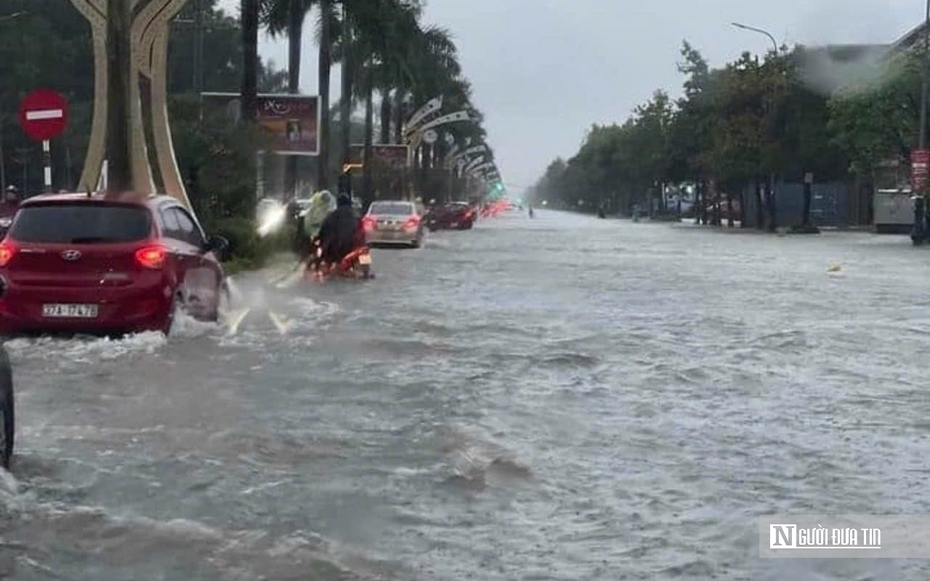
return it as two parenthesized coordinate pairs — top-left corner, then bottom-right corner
(911, 148), (930, 244)
(18, 89), (69, 193)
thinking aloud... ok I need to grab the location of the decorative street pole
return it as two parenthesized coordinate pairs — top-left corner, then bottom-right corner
(68, 0), (193, 208)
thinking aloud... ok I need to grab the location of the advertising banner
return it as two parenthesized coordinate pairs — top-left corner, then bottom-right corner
(201, 92), (320, 156)
(349, 144), (410, 169)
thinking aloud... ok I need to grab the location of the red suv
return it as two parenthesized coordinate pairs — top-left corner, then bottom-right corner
(0, 191), (229, 336)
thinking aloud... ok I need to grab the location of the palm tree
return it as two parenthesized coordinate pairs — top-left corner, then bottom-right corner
(391, 25), (457, 145)
(261, 0), (334, 191)
(240, 0), (259, 122)
(344, 0), (421, 203)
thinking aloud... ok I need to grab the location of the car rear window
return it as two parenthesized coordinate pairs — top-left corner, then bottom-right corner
(10, 204), (152, 243)
(370, 202), (413, 215)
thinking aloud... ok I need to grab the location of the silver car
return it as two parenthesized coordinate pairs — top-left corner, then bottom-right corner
(363, 200), (424, 248)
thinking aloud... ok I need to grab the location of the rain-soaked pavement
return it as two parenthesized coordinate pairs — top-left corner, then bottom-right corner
(2, 210), (930, 580)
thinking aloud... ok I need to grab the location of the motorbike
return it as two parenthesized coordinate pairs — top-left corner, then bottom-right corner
(305, 239), (374, 282)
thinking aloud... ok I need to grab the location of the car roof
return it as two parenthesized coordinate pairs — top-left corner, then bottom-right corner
(20, 191), (180, 208)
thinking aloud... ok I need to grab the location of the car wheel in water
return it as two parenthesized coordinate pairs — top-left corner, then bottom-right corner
(213, 282), (231, 324)
(0, 346), (13, 470)
(163, 292), (184, 335)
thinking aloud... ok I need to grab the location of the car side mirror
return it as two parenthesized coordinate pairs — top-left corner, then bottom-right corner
(205, 235), (229, 256)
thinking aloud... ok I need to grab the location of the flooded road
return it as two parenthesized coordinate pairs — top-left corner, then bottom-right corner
(3, 210), (930, 580)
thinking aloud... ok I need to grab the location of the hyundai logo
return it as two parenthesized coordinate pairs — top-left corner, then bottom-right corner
(61, 249), (82, 261)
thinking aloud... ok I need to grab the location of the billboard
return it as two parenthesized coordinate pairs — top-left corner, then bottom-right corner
(201, 92), (320, 156)
(911, 148), (930, 193)
(348, 144), (409, 169)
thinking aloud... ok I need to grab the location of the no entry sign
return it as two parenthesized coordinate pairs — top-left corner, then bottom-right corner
(19, 89), (69, 142)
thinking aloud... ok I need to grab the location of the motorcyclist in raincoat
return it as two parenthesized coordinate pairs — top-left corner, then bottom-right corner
(317, 194), (364, 268)
(299, 190), (336, 268)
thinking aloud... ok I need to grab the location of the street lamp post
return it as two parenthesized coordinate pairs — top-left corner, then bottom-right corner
(731, 22), (778, 54)
(732, 21), (781, 233)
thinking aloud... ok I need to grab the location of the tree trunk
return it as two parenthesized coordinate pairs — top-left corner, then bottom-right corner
(287, 0), (303, 92)
(316, 0), (332, 191)
(393, 92), (405, 144)
(726, 192), (734, 227)
(106, 0), (133, 191)
(379, 89), (392, 144)
(767, 174), (777, 232)
(740, 186), (747, 228)
(801, 179), (812, 226)
(338, 12), (353, 196)
(240, 0), (259, 123)
(694, 180), (704, 225)
(361, 61), (374, 205)
(282, 0), (304, 198)
(754, 178), (764, 229)
(700, 181), (709, 225)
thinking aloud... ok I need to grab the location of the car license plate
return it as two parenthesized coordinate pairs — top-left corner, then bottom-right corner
(450, 222), (458, 227)
(358, 254), (372, 265)
(42, 303), (98, 318)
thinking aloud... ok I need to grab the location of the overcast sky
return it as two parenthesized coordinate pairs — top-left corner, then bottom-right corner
(217, 0), (921, 196)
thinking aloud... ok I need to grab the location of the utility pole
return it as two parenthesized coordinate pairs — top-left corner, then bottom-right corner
(106, 0), (133, 191)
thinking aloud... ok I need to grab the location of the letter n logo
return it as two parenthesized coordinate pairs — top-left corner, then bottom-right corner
(770, 524), (796, 548)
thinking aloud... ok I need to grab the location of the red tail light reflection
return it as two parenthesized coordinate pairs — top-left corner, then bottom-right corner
(362, 216), (377, 231)
(135, 245), (167, 269)
(0, 244), (15, 267)
(402, 216), (420, 230)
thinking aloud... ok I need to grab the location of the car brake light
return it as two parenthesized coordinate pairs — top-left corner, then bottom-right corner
(362, 216), (377, 231)
(403, 216), (420, 230)
(135, 245), (166, 269)
(0, 244), (14, 267)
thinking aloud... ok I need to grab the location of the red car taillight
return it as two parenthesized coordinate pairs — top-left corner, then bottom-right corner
(403, 216), (420, 231)
(135, 245), (167, 269)
(0, 243), (15, 267)
(362, 216), (377, 231)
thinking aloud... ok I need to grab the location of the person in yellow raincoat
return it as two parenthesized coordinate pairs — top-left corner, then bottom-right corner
(300, 190), (336, 269)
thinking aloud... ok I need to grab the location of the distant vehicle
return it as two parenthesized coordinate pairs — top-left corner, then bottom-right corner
(0, 344), (11, 470)
(257, 197), (282, 217)
(362, 200), (424, 248)
(426, 202), (477, 231)
(0, 191), (230, 336)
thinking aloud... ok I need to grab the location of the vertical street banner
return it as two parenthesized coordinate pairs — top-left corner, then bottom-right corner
(911, 148), (930, 193)
(201, 92), (320, 156)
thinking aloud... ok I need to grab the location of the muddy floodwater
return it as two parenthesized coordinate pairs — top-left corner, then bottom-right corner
(3, 211), (930, 580)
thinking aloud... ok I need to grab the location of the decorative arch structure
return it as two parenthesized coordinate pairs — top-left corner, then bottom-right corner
(68, 0), (193, 210)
